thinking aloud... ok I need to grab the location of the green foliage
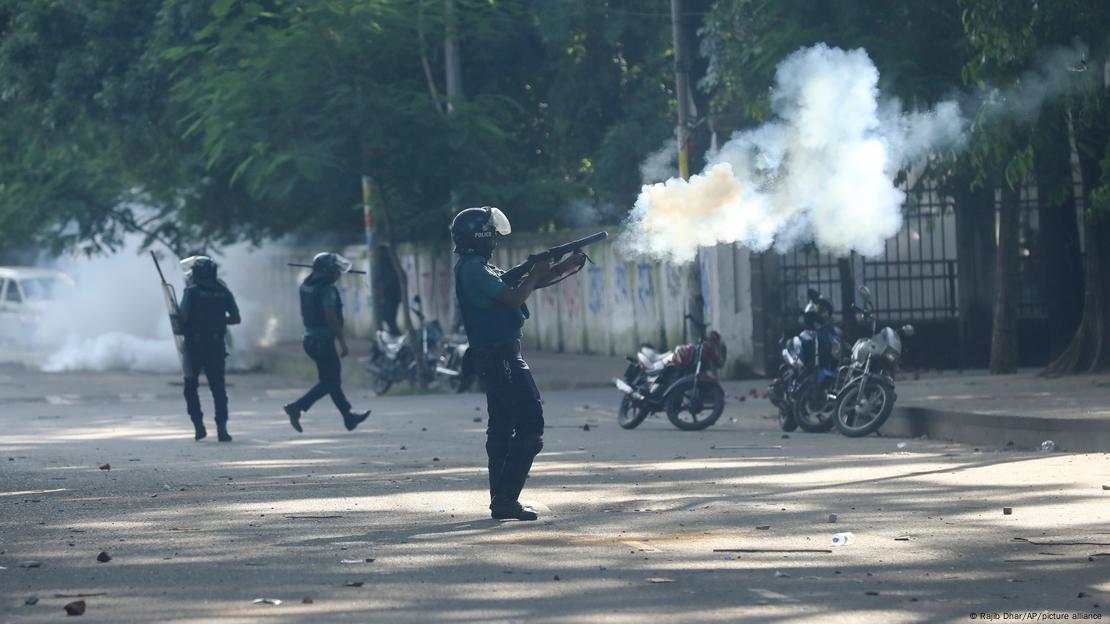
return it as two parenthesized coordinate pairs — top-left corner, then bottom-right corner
(0, 0), (676, 254)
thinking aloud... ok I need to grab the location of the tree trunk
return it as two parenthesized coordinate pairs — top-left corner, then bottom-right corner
(373, 181), (430, 388)
(1042, 216), (1110, 375)
(990, 184), (1020, 374)
(1033, 105), (1084, 360)
(1042, 101), (1110, 376)
(953, 175), (995, 368)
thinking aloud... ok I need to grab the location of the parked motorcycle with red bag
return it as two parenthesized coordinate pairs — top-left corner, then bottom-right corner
(613, 315), (727, 431)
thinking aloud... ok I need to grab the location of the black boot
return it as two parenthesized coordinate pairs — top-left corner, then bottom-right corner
(490, 500), (538, 521)
(192, 419), (207, 441)
(284, 403), (303, 433)
(343, 409), (371, 431)
(216, 422), (232, 442)
(489, 434), (543, 520)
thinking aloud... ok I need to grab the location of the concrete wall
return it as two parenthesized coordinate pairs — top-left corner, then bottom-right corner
(251, 231), (757, 375)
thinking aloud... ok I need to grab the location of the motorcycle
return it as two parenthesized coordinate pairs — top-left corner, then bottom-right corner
(366, 295), (443, 395)
(613, 315), (728, 431)
(769, 290), (849, 433)
(791, 320), (849, 433)
(768, 335), (803, 432)
(833, 286), (915, 437)
(433, 327), (476, 393)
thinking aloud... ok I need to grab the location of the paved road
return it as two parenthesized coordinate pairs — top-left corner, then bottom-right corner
(1, 367), (1108, 623)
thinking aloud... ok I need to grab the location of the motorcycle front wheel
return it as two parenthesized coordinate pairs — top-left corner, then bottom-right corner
(664, 382), (725, 431)
(617, 395), (650, 430)
(834, 379), (894, 437)
(792, 378), (836, 433)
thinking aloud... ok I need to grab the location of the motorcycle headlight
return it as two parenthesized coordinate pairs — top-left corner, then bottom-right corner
(855, 311), (865, 322)
(884, 349), (898, 362)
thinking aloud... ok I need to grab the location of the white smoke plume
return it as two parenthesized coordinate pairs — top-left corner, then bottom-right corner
(30, 237), (277, 373)
(623, 44), (967, 263)
(625, 42), (1092, 263)
(639, 138), (679, 184)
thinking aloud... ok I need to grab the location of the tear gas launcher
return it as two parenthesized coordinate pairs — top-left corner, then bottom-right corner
(150, 251), (192, 377)
(500, 231), (608, 287)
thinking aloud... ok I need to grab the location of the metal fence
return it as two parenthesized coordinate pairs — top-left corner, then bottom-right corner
(772, 177), (1047, 353)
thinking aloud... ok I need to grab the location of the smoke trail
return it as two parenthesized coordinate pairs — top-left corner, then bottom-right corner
(623, 44), (966, 263)
(626, 42), (1093, 263)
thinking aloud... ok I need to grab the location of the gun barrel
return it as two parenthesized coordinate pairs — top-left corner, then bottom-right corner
(548, 231), (608, 256)
(287, 262), (368, 275)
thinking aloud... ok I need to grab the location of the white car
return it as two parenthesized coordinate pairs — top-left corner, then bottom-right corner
(0, 267), (76, 346)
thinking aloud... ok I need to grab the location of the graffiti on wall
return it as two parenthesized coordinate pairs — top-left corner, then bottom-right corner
(614, 265), (629, 304)
(587, 266), (604, 314)
(636, 263), (655, 313)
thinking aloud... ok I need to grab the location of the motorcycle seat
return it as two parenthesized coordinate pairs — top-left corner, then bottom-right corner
(637, 349), (672, 373)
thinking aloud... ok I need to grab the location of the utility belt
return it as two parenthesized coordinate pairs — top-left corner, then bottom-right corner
(464, 340), (521, 378)
(469, 340), (521, 360)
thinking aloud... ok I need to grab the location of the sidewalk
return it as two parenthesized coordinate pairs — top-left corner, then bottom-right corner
(253, 341), (1110, 452)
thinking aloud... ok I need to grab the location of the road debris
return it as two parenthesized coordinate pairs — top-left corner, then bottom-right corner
(1003, 507), (1013, 515)
(714, 548), (833, 554)
(646, 577), (674, 583)
(712, 445), (783, 450)
(896, 442), (908, 449)
(63, 600), (86, 616)
(17, 561), (42, 568)
(96, 551), (111, 563)
(582, 423), (591, 431)
(831, 532), (855, 547)
(341, 558), (375, 564)
(865, 591), (880, 596)
(894, 535), (913, 541)
(1040, 440), (1056, 453)
(344, 581), (364, 587)
(302, 597), (314, 604)
(284, 515), (344, 519)
(252, 598), (282, 606)
(472, 417), (482, 423)
(828, 514), (838, 523)
(24, 594), (38, 605)
(1014, 537), (1110, 547)
(756, 525), (771, 530)
(52, 593), (107, 598)
(98, 464), (110, 471)
(774, 571), (790, 578)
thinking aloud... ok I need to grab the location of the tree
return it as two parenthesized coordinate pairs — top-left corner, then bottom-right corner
(962, 0), (1110, 374)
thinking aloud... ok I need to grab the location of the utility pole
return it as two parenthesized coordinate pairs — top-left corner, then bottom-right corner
(670, 0), (706, 338)
(444, 0), (463, 113)
(362, 175), (379, 331)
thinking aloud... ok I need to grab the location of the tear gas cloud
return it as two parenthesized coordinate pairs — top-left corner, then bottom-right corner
(622, 43), (1087, 263)
(32, 238), (277, 373)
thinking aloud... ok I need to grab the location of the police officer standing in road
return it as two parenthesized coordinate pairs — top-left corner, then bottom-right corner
(451, 207), (586, 521)
(284, 252), (371, 433)
(179, 256), (241, 442)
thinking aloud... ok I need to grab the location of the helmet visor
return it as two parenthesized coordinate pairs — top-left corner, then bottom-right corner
(332, 254), (353, 274)
(489, 207), (512, 235)
(179, 255), (212, 273)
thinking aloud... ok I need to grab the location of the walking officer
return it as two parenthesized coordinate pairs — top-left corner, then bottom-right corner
(178, 256), (240, 442)
(451, 206), (585, 521)
(283, 252), (371, 433)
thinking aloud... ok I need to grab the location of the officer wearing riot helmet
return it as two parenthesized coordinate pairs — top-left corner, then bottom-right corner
(178, 256), (241, 442)
(283, 252), (371, 433)
(452, 206), (586, 521)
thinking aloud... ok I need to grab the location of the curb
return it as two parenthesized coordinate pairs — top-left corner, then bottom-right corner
(886, 406), (1110, 453)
